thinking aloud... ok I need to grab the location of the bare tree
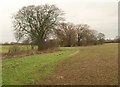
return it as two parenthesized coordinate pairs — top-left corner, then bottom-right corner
(76, 24), (100, 46)
(13, 4), (64, 51)
(56, 22), (77, 47)
(97, 33), (105, 44)
(76, 24), (90, 46)
(85, 29), (98, 45)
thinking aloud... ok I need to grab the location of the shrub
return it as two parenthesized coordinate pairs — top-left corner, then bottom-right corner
(8, 45), (21, 54)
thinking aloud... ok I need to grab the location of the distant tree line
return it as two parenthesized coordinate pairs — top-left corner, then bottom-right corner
(11, 4), (118, 51)
(55, 22), (106, 47)
(105, 36), (120, 43)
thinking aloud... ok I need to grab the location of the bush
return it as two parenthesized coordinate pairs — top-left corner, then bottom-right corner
(44, 39), (58, 50)
(8, 45), (21, 54)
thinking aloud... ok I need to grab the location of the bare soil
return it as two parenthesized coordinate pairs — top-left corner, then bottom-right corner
(39, 47), (118, 85)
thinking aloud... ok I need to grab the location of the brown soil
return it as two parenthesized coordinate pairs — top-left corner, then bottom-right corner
(39, 49), (118, 85)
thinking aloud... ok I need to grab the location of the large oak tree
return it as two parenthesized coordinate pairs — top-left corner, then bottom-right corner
(13, 4), (64, 51)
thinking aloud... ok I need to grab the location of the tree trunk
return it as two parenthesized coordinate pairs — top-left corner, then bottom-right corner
(77, 34), (81, 46)
(37, 39), (44, 51)
(78, 38), (80, 46)
(31, 44), (34, 50)
(67, 35), (71, 47)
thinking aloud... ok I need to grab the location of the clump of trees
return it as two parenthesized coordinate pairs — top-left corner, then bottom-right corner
(56, 22), (77, 47)
(76, 24), (99, 46)
(13, 4), (106, 51)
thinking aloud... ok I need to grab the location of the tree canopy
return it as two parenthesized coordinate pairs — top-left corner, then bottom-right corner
(13, 4), (64, 50)
(13, 4), (106, 50)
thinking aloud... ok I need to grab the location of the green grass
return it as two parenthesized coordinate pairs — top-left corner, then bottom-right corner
(0, 45), (11, 53)
(2, 47), (76, 85)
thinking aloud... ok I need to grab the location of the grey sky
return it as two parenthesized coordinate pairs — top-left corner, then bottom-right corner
(0, 0), (118, 43)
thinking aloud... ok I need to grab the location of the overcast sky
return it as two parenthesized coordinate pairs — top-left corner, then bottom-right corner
(0, 0), (118, 43)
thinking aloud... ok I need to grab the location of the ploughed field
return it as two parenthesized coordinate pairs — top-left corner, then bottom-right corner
(2, 43), (118, 85)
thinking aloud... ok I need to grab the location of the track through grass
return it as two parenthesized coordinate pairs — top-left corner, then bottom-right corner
(2, 43), (118, 85)
(2, 47), (76, 85)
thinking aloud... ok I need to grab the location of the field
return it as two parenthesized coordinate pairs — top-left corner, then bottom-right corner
(0, 45), (37, 54)
(2, 43), (118, 85)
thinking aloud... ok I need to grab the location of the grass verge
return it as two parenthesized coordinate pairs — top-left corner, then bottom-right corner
(2, 47), (76, 85)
